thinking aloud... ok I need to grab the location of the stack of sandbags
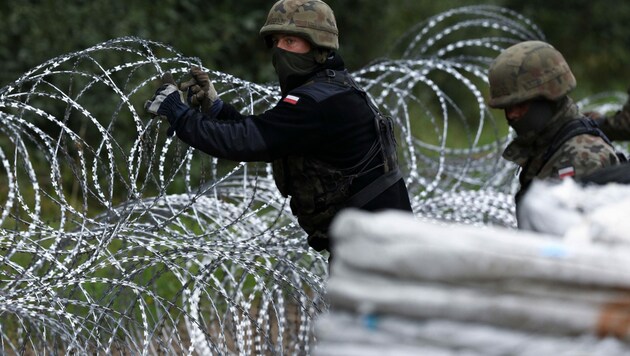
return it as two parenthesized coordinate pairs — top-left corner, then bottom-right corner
(519, 179), (630, 245)
(313, 209), (630, 355)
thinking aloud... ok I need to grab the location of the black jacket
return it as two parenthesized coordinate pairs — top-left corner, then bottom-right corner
(171, 53), (412, 250)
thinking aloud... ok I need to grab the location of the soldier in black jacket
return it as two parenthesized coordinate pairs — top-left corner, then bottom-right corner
(145, 0), (412, 255)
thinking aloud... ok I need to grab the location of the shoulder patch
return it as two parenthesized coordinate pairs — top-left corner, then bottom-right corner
(283, 95), (300, 105)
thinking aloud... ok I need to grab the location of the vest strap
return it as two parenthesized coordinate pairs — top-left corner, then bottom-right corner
(345, 169), (402, 208)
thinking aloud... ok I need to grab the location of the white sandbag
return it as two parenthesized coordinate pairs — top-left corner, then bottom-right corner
(313, 342), (458, 356)
(322, 209), (630, 344)
(314, 311), (630, 356)
(326, 267), (630, 338)
(329, 209), (630, 288)
(519, 179), (630, 245)
(314, 311), (461, 356)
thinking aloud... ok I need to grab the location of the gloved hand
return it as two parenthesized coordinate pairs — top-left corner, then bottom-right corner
(145, 72), (189, 121)
(589, 87), (630, 142)
(179, 66), (218, 115)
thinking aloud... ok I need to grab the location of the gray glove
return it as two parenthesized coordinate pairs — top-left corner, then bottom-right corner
(145, 73), (189, 137)
(179, 66), (218, 115)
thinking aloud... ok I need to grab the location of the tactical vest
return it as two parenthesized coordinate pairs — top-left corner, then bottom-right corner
(272, 69), (401, 251)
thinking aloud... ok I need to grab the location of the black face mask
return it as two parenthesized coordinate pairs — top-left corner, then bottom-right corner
(507, 99), (556, 136)
(272, 47), (320, 95)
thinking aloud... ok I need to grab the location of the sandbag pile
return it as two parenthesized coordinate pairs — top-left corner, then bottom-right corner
(519, 179), (630, 245)
(313, 207), (630, 355)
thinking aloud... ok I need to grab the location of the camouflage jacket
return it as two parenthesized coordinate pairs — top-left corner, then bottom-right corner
(503, 97), (620, 197)
(596, 88), (630, 141)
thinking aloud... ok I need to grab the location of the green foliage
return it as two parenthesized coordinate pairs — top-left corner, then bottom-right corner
(1, 0), (627, 92)
(503, 0), (630, 96)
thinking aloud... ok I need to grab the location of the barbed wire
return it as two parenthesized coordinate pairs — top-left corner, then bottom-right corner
(0, 5), (625, 355)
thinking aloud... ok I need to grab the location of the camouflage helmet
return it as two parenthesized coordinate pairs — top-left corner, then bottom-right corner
(488, 41), (576, 108)
(259, 0), (339, 50)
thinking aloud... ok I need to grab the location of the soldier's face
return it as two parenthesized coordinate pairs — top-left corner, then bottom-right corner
(271, 34), (312, 54)
(505, 102), (531, 123)
(505, 99), (555, 136)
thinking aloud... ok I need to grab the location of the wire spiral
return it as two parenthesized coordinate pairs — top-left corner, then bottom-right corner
(0, 5), (625, 355)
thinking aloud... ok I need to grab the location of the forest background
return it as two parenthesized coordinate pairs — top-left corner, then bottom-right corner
(1, 0), (628, 99)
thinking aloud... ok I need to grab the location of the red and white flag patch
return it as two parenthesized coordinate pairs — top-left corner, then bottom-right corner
(558, 166), (575, 179)
(283, 95), (300, 105)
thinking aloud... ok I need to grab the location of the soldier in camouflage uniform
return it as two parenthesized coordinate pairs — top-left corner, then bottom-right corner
(145, 0), (413, 257)
(487, 40), (620, 222)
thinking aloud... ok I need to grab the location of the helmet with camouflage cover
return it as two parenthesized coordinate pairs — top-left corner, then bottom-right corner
(260, 0), (339, 50)
(488, 40), (576, 109)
